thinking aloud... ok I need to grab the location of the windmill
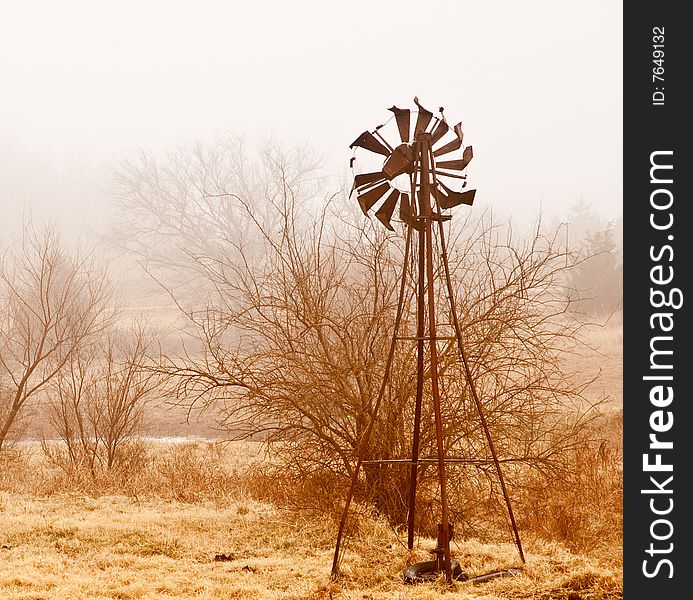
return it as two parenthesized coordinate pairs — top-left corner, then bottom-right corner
(331, 98), (525, 584)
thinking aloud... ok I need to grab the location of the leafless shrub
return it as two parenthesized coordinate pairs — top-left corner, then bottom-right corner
(0, 221), (115, 451)
(517, 411), (622, 552)
(113, 140), (609, 542)
(42, 322), (161, 485)
(242, 462), (346, 517)
(155, 442), (237, 503)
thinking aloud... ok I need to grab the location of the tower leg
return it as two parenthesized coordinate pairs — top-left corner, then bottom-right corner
(419, 134), (453, 584)
(406, 218), (426, 550)
(427, 144), (525, 565)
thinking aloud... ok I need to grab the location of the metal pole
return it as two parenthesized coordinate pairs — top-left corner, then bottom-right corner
(406, 166), (425, 551)
(419, 133), (452, 584)
(428, 145), (525, 564)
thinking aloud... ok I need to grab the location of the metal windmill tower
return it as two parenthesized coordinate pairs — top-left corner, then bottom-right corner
(331, 98), (525, 584)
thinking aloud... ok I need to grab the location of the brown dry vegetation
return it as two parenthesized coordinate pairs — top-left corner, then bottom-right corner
(0, 302), (622, 599)
(0, 408), (622, 598)
(0, 491), (621, 600)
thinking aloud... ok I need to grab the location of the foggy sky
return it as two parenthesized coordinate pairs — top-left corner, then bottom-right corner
(1, 0), (622, 240)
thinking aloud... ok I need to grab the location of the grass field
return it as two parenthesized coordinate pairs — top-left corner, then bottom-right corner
(0, 492), (621, 600)
(0, 428), (622, 600)
(0, 317), (622, 599)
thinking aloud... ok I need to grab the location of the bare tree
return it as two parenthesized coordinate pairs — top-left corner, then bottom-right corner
(44, 322), (160, 480)
(0, 222), (114, 450)
(116, 141), (601, 525)
(158, 200), (599, 526)
(109, 136), (325, 304)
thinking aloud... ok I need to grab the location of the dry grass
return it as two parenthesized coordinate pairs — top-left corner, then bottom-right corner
(572, 313), (623, 409)
(0, 492), (621, 600)
(0, 434), (622, 599)
(0, 319), (622, 598)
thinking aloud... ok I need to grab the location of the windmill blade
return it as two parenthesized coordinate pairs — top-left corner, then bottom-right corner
(388, 106), (411, 143)
(436, 182), (476, 209)
(399, 192), (413, 223)
(413, 98), (433, 136)
(349, 131), (391, 157)
(430, 119), (449, 146)
(350, 171), (387, 196)
(433, 122), (464, 157)
(375, 189), (400, 231)
(436, 146), (474, 171)
(357, 182), (391, 215)
(433, 138), (463, 157)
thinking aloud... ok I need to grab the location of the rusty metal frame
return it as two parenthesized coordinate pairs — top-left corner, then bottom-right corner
(428, 142), (525, 565)
(332, 101), (525, 585)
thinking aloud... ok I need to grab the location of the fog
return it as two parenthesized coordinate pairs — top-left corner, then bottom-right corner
(1, 0), (622, 243)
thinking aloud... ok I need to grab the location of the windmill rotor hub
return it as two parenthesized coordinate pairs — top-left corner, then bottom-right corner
(383, 143), (415, 179)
